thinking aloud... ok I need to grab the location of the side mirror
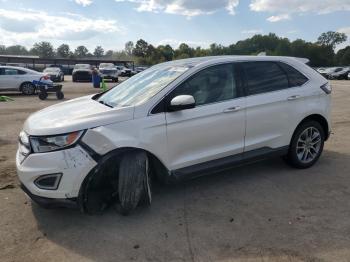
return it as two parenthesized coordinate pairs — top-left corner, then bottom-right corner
(168, 95), (195, 112)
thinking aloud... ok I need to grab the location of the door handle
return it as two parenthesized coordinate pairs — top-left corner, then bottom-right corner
(223, 106), (241, 113)
(287, 95), (301, 101)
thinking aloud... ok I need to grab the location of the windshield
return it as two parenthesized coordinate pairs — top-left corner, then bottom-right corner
(74, 64), (90, 69)
(44, 68), (60, 73)
(100, 63), (114, 68)
(97, 65), (190, 107)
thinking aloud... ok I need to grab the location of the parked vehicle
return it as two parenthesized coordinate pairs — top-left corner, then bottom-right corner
(72, 64), (92, 82)
(98, 63), (119, 82)
(43, 67), (64, 82)
(116, 66), (132, 77)
(0, 66), (47, 95)
(328, 67), (349, 80)
(318, 67), (349, 80)
(17, 56), (331, 214)
(135, 66), (147, 73)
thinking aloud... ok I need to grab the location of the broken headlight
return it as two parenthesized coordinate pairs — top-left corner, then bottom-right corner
(30, 131), (84, 153)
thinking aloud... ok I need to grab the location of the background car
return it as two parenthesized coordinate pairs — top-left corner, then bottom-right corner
(72, 64), (92, 82)
(98, 63), (119, 82)
(116, 66), (132, 77)
(328, 67), (350, 80)
(0, 66), (48, 95)
(43, 67), (64, 82)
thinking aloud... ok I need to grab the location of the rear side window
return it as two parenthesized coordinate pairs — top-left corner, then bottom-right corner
(1, 68), (27, 75)
(241, 62), (289, 95)
(278, 62), (308, 87)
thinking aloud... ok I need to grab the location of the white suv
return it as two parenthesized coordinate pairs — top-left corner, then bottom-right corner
(16, 56), (331, 214)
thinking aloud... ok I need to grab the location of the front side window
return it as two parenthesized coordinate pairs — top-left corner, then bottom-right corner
(170, 63), (238, 106)
(242, 62), (289, 95)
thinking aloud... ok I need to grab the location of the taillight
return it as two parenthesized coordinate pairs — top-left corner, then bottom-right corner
(320, 82), (332, 94)
(42, 75), (50, 80)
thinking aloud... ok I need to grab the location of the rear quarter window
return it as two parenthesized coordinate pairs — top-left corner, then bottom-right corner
(278, 62), (308, 87)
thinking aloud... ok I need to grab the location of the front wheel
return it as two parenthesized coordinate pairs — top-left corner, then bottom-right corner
(118, 151), (152, 215)
(286, 121), (325, 169)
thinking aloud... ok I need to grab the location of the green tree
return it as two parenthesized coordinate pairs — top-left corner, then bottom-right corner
(0, 45), (5, 54)
(31, 42), (55, 57)
(133, 39), (149, 58)
(175, 43), (194, 59)
(74, 45), (89, 58)
(93, 46), (104, 57)
(56, 44), (71, 58)
(105, 50), (114, 57)
(5, 45), (29, 55)
(336, 46), (350, 65)
(317, 31), (347, 50)
(157, 45), (174, 61)
(125, 41), (134, 56)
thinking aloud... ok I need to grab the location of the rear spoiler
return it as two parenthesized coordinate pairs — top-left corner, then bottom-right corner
(293, 57), (310, 64)
(256, 53), (310, 64)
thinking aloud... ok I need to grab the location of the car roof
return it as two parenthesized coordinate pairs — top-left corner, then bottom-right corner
(155, 55), (309, 68)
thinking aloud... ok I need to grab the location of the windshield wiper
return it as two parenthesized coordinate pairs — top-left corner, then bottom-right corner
(99, 100), (113, 108)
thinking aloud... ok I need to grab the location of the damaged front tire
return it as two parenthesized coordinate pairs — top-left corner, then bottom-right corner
(118, 151), (152, 215)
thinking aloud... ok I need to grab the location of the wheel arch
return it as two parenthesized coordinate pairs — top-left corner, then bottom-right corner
(77, 146), (169, 213)
(293, 114), (330, 142)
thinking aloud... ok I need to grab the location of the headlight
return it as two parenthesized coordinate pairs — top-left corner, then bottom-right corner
(30, 131), (84, 153)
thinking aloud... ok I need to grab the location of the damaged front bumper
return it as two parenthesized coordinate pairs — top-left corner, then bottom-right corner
(16, 144), (97, 201)
(20, 183), (78, 208)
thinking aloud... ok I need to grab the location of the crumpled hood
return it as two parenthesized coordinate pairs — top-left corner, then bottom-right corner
(24, 95), (134, 136)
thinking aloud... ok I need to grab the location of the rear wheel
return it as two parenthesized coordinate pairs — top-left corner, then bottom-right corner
(118, 151), (152, 215)
(56, 91), (64, 100)
(286, 121), (325, 169)
(21, 83), (35, 95)
(38, 92), (48, 100)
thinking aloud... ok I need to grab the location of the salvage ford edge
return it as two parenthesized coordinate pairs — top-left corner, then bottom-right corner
(16, 56), (332, 214)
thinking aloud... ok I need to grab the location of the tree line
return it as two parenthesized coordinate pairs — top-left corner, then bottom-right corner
(0, 31), (349, 67)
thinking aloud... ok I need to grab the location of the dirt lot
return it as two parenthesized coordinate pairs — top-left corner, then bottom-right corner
(0, 78), (350, 262)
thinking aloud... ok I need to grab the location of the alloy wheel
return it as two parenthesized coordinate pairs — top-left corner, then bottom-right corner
(296, 127), (322, 164)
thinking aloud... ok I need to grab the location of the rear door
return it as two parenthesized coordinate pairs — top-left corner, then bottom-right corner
(241, 61), (309, 152)
(165, 63), (246, 171)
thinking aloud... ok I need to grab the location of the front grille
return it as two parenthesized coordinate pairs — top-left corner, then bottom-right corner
(101, 70), (116, 74)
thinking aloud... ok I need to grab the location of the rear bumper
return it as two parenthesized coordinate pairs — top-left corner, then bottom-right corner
(21, 183), (78, 208)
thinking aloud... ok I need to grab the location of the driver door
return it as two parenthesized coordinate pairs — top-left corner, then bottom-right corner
(165, 63), (246, 172)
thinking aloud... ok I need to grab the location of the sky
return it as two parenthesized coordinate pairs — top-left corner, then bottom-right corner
(0, 0), (349, 52)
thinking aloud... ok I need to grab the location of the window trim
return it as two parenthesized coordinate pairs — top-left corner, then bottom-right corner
(149, 62), (244, 115)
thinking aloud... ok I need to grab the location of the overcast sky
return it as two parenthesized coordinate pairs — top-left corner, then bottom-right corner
(0, 0), (349, 51)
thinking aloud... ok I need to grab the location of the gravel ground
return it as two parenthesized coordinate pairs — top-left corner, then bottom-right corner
(0, 78), (350, 262)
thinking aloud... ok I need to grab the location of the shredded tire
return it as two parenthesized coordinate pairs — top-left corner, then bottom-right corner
(118, 151), (151, 215)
